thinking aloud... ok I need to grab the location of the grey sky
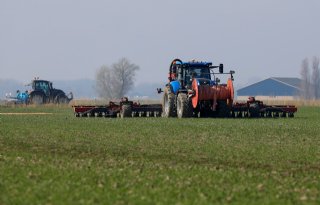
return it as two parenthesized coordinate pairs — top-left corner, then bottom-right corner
(1, 0), (320, 87)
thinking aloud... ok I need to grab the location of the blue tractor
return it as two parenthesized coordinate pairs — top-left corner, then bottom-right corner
(5, 79), (73, 105)
(159, 59), (235, 118)
(28, 79), (73, 105)
(29, 79), (73, 105)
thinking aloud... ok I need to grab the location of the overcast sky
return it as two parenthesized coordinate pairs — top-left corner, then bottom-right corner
(1, 0), (320, 87)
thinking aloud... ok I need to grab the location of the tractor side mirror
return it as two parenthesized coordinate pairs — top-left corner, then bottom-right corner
(219, 64), (224, 73)
(230, 70), (235, 81)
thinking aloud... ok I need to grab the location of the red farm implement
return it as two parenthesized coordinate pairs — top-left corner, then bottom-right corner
(231, 97), (297, 118)
(73, 98), (162, 118)
(72, 58), (297, 118)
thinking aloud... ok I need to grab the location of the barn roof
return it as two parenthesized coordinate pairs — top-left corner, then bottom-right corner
(271, 77), (301, 89)
(237, 77), (302, 96)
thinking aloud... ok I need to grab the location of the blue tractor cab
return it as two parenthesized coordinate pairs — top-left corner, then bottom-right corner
(168, 60), (219, 94)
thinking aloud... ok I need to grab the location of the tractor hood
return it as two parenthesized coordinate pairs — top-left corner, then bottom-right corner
(52, 88), (65, 95)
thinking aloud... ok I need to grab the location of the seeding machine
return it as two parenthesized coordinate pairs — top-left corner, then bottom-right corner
(73, 97), (162, 118)
(73, 58), (297, 118)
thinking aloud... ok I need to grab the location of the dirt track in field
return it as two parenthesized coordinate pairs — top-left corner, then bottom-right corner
(0, 113), (53, 115)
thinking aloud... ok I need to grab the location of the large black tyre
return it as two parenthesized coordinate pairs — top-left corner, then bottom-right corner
(120, 104), (132, 118)
(216, 100), (230, 118)
(162, 87), (176, 117)
(249, 103), (260, 118)
(177, 93), (193, 118)
(30, 93), (44, 105)
(56, 95), (69, 104)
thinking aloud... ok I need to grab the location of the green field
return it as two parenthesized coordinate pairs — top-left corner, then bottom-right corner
(0, 106), (319, 205)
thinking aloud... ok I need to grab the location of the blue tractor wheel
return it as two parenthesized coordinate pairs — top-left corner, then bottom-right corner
(56, 94), (69, 104)
(177, 93), (193, 118)
(162, 87), (176, 117)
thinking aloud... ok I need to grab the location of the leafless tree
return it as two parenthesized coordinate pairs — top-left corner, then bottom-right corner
(311, 56), (320, 99)
(96, 65), (114, 99)
(300, 58), (311, 99)
(95, 58), (139, 99)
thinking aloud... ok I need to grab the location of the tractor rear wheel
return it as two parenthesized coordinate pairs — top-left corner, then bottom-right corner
(120, 104), (132, 118)
(57, 95), (69, 104)
(162, 87), (176, 117)
(177, 93), (193, 118)
(30, 94), (44, 105)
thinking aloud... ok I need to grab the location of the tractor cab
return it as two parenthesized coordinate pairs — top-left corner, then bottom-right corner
(168, 59), (220, 93)
(32, 80), (52, 96)
(179, 62), (212, 87)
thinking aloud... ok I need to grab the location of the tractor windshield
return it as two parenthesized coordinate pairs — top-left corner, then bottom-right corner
(184, 67), (211, 85)
(33, 81), (50, 96)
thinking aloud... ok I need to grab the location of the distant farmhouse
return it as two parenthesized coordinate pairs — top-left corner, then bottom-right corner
(237, 77), (301, 101)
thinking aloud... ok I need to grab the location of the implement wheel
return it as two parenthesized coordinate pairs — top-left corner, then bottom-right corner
(177, 93), (192, 118)
(249, 103), (260, 118)
(162, 87), (176, 117)
(216, 100), (230, 118)
(120, 104), (132, 118)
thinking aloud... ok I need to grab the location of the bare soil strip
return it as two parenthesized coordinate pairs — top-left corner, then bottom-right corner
(0, 113), (53, 115)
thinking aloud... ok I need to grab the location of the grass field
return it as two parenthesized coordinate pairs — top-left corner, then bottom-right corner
(0, 106), (319, 204)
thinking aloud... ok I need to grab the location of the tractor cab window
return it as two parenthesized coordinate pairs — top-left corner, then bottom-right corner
(34, 82), (40, 90)
(34, 81), (50, 96)
(184, 67), (211, 85)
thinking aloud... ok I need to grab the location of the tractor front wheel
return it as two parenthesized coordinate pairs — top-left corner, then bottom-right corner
(177, 93), (193, 118)
(162, 87), (176, 117)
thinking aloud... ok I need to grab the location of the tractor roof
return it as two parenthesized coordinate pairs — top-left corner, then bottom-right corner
(181, 61), (212, 67)
(33, 79), (51, 83)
